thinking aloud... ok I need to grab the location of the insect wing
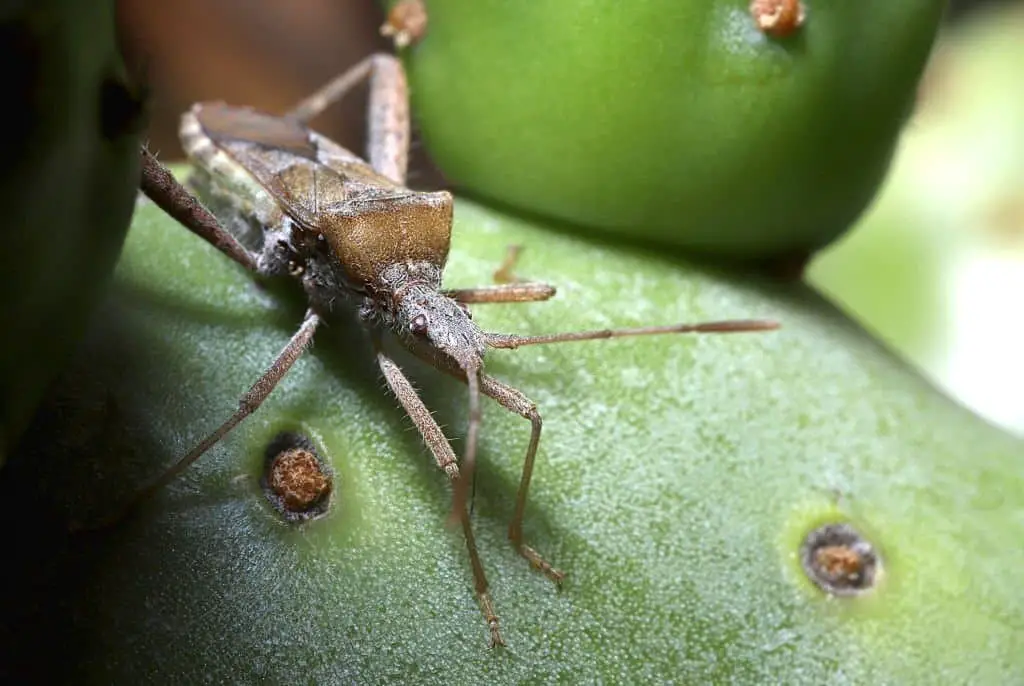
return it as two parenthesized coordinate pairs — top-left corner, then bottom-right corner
(193, 103), (346, 232)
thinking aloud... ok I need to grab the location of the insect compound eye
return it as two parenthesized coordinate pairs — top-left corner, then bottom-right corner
(410, 313), (429, 334)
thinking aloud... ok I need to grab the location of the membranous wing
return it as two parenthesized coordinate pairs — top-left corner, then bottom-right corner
(192, 103), (399, 234)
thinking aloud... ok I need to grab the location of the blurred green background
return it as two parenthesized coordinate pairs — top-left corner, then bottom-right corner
(807, 2), (1024, 436)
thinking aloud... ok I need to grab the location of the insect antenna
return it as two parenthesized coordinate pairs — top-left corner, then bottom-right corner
(483, 319), (780, 349)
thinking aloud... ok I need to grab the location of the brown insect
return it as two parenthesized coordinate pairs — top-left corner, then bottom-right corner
(110, 50), (778, 647)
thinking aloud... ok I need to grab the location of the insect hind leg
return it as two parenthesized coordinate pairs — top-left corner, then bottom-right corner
(285, 54), (410, 186)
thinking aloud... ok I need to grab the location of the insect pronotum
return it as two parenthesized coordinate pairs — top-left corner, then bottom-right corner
(107, 51), (779, 647)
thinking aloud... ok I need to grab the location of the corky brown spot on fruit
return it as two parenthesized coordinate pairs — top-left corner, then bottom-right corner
(815, 545), (864, 582)
(800, 523), (880, 596)
(380, 0), (428, 49)
(270, 448), (329, 511)
(750, 0), (806, 37)
(261, 432), (332, 522)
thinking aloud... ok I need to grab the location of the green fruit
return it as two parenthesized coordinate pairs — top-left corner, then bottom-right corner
(0, 0), (143, 466)
(4, 194), (1020, 683)
(400, 0), (945, 256)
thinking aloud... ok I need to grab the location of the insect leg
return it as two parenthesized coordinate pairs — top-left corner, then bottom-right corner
(76, 309), (320, 532)
(443, 246), (556, 303)
(374, 343), (505, 648)
(477, 375), (564, 584)
(284, 53), (410, 185)
(441, 245), (560, 304)
(140, 146), (259, 272)
(398, 339), (565, 585)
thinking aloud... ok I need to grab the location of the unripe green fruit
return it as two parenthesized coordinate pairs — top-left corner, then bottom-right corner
(401, 0), (946, 257)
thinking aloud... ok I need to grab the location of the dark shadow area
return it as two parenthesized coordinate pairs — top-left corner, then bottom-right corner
(947, 0), (1017, 21)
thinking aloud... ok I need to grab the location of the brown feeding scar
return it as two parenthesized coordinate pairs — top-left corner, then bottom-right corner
(750, 0), (806, 37)
(94, 48), (779, 646)
(380, 0), (428, 48)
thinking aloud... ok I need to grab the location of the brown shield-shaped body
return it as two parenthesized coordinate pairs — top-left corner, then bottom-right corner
(182, 102), (453, 289)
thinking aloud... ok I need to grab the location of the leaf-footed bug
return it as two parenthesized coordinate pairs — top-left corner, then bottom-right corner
(93, 45), (779, 646)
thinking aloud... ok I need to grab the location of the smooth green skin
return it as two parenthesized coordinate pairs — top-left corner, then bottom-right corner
(401, 0), (946, 256)
(0, 0), (142, 466)
(5, 196), (1021, 683)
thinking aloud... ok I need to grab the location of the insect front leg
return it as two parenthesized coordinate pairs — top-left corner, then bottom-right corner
(477, 375), (564, 584)
(443, 246), (557, 304)
(401, 339), (565, 585)
(140, 147), (260, 272)
(442, 247), (557, 304)
(285, 54), (410, 186)
(374, 340), (506, 648)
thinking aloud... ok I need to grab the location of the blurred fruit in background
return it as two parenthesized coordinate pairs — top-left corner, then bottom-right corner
(0, 0), (143, 466)
(809, 1), (1024, 436)
(392, 0), (946, 257)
